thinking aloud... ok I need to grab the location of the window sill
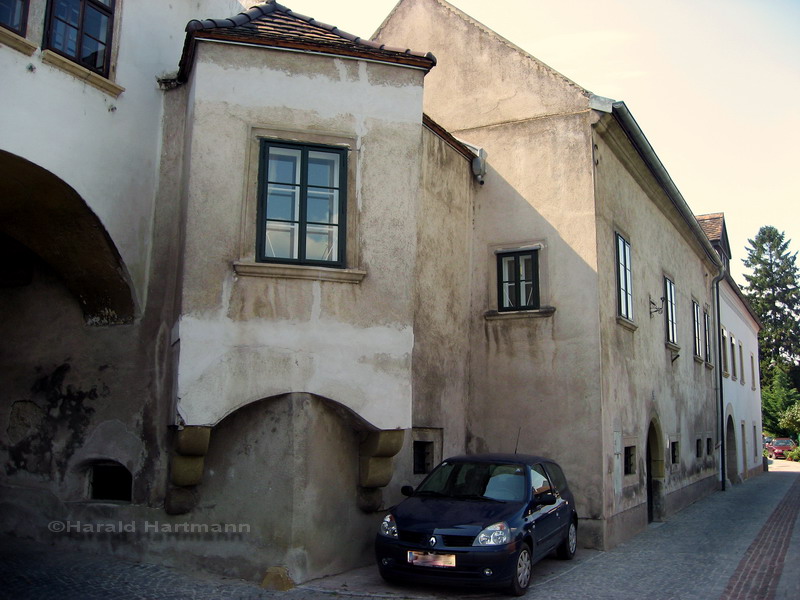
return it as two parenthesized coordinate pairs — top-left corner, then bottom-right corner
(41, 50), (124, 97)
(484, 306), (556, 320)
(616, 316), (637, 331)
(233, 260), (366, 284)
(705, 362), (715, 371)
(665, 341), (680, 353)
(693, 355), (704, 364)
(0, 27), (37, 56)
(722, 371), (730, 378)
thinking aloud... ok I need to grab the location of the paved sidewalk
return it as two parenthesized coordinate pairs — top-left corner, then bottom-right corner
(1, 463), (798, 599)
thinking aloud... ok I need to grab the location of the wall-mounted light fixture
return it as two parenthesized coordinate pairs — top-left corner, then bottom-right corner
(649, 295), (664, 317)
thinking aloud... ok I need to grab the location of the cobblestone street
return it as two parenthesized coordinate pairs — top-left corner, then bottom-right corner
(2, 462), (798, 600)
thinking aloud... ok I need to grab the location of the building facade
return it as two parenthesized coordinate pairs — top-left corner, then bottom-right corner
(0, 0), (761, 587)
(697, 213), (763, 483)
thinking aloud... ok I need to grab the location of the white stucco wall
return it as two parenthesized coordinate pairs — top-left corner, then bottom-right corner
(720, 277), (762, 478)
(0, 0), (210, 303)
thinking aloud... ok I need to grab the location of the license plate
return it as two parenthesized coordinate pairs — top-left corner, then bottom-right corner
(407, 551), (456, 568)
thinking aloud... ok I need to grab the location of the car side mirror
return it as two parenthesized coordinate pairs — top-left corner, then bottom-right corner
(535, 493), (557, 506)
(401, 485), (415, 497)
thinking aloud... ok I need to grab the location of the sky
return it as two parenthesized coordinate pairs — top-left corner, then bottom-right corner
(269, 0), (800, 283)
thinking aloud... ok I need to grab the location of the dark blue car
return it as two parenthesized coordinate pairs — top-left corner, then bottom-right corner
(375, 454), (577, 596)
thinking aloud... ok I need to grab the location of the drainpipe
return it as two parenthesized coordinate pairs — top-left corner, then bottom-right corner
(713, 264), (726, 491)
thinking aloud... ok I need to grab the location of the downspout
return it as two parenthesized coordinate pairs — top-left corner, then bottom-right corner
(713, 264), (726, 491)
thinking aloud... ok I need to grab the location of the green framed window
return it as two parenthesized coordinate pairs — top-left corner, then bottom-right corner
(0, 0), (28, 35)
(692, 301), (702, 357)
(664, 277), (677, 344)
(616, 233), (633, 320)
(497, 249), (539, 311)
(257, 140), (347, 267)
(45, 0), (115, 76)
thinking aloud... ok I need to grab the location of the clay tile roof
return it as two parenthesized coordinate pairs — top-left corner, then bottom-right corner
(177, 1), (435, 83)
(695, 212), (724, 244)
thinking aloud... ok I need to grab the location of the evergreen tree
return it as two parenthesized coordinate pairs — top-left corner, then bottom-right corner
(762, 368), (800, 437)
(742, 226), (800, 380)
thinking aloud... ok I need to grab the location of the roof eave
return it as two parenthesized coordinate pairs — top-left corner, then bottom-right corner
(610, 101), (722, 271)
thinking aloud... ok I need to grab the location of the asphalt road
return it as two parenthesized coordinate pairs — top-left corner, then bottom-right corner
(2, 460), (798, 599)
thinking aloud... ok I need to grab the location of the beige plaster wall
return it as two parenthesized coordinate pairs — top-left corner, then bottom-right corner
(175, 42), (428, 430)
(375, 0), (589, 132)
(593, 114), (719, 535)
(385, 126), (474, 496)
(377, 0), (604, 543)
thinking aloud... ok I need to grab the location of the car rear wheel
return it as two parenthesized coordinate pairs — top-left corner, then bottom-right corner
(508, 543), (532, 596)
(556, 521), (577, 560)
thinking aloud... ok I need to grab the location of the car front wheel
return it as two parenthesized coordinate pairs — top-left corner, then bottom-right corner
(556, 521), (577, 560)
(508, 543), (532, 596)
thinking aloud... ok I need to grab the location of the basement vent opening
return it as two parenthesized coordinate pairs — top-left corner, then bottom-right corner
(89, 462), (132, 502)
(413, 441), (434, 474)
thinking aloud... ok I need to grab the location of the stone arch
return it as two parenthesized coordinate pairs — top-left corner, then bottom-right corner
(646, 418), (666, 523)
(725, 414), (740, 484)
(167, 392), (403, 511)
(168, 392), (404, 585)
(0, 149), (135, 325)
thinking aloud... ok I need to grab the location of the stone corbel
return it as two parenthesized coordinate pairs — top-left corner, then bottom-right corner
(357, 429), (405, 512)
(164, 425), (211, 515)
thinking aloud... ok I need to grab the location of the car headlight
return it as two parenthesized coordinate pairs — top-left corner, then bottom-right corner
(379, 514), (398, 538)
(474, 521), (510, 546)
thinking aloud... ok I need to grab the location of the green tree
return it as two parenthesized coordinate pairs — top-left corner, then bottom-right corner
(742, 226), (800, 381)
(779, 402), (800, 438)
(762, 368), (800, 437)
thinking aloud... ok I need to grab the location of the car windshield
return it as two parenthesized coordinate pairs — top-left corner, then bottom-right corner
(416, 461), (527, 502)
(774, 439), (793, 446)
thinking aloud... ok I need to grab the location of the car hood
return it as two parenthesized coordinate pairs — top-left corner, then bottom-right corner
(393, 496), (524, 532)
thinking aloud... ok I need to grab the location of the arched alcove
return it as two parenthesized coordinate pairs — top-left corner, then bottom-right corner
(646, 418), (665, 523)
(0, 150), (135, 324)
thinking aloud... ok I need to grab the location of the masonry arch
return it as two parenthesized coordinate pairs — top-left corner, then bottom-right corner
(0, 150), (135, 324)
(725, 414), (740, 484)
(646, 418), (666, 523)
(168, 392), (404, 584)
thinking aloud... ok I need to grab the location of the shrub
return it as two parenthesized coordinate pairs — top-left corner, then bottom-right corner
(785, 447), (800, 462)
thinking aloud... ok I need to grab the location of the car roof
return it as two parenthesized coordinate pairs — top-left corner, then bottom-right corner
(442, 453), (557, 466)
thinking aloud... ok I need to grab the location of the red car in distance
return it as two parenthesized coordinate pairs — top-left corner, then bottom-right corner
(766, 438), (797, 459)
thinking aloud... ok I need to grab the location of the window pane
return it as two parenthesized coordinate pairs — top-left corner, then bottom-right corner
(519, 254), (533, 282)
(52, 20), (79, 56)
(0, 0), (24, 30)
(306, 189), (338, 224)
(266, 184), (299, 221)
(268, 148), (301, 184)
(305, 224), (338, 262)
(501, 256), (514, 283)
(54, 0), (80, 26)
(522, 281), (535, 306)
(264, 222), (298, 259)
(502, 282), (516, 308)
(83, 5), (108, 41)
(307, 151), (339, 188)
(81, 36), (106, 70)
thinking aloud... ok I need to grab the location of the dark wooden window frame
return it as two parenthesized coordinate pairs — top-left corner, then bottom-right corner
(0, 0), (29, 35)
(616, 233), (633, 320)
(692, 300), (702, 357)
(44, 0), (115, 77)
(497, 248), (540, 312)
(256, 139), (348, 268)
(664, 276), (677, 345)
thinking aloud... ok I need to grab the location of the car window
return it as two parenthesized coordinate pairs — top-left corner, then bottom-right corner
(416, 461), (526, 501)
(543, 462), (568, 493)
(530, 464), (552, 495)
